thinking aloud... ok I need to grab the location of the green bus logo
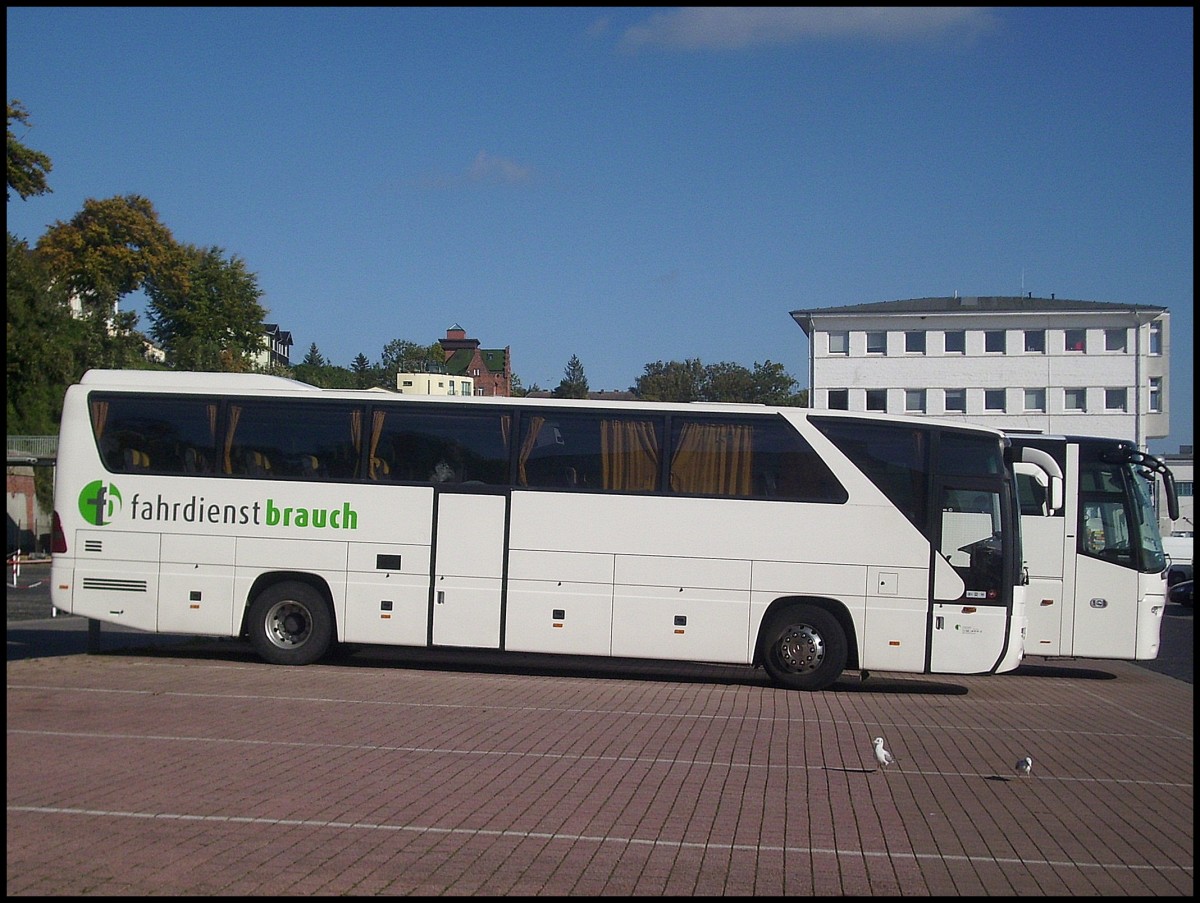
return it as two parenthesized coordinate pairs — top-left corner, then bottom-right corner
(79, 480), (122, 526)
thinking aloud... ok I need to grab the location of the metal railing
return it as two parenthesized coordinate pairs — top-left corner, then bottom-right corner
(6, 435), (58, 462)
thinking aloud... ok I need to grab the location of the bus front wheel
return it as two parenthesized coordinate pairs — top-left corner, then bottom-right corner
(762, 605), (847, 691)
(247, 582), (333, 666)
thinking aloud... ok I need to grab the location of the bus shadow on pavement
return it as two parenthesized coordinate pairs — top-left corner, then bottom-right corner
(1011, 661), (1118, 680)
(6, 623), (205, 663)
(6, 629), (971, 696)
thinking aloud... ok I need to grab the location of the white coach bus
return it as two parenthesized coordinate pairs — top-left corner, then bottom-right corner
(51, 369), (1032, 691)
(1008, 433), (1178, 660)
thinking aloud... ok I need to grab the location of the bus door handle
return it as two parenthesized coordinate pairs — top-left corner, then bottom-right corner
(437, 590), (445, 605)
(935, 616), (944, 630)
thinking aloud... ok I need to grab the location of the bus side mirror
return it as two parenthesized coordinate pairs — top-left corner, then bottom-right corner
(1015, 448), (1065, 515)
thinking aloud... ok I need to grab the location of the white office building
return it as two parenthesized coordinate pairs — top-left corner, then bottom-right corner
(791, 296), (1171, 450)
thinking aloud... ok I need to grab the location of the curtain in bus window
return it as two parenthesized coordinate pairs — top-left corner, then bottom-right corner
(224, 405), (242, 474)
(518, 416), (545, 486)
(368, 410), (388, 479)
(601, 419), (660, 491)
(350, 408), (363, 473)
(90, 400), (108, 440)
(90, 400), (116, 469)
(669, 422), (752, 496)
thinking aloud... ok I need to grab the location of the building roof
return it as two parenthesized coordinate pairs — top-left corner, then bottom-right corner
(443, 347), (508, 376)
(790, 296), (1168, 336)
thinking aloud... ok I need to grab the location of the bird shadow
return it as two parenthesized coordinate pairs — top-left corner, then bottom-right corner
(985, 775), (1014, 782)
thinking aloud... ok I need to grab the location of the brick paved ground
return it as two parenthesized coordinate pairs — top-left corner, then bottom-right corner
(6, 633), (1194, 895)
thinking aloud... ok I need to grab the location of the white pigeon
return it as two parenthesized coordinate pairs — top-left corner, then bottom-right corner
(1015, 755), (1033, 777)
(872, 737), (895, 769)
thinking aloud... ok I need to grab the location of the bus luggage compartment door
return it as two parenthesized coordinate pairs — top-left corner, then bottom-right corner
(431, 492), (507, 648)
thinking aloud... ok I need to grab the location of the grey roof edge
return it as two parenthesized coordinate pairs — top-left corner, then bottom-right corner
(789, 296), (1167, 318)
(788, 297), (1169, 336)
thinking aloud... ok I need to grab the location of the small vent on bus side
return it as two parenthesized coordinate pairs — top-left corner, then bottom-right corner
(84, 540), (103, 552)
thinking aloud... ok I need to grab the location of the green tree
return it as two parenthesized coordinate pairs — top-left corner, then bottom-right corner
(142, 244), (267, 371)
(554, 354), (589, 399)
(634, 359), (705, 402)
(635, 358), (806, 405)
(350, 352), (378, 388)
(378, 339), (442, 389)
(35, 194), (179, 314)
(745, 360), (806, 406)
(6, 232), (83, 432)
(302, 342), (325, 367)
(7, 100), (52, 202)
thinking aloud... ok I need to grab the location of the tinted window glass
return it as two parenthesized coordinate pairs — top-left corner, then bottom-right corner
(91, 393), (219, 475)
(371, 406), (512, 484)
(670, 416), (846, 502)
(812, 418), (930, 533)
(226, 400), (363, 479)
(517, 411), (662, 491)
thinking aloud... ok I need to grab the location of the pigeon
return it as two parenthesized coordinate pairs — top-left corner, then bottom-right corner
(1015, 755), (1033, 777)
(872, 737), (895, 769)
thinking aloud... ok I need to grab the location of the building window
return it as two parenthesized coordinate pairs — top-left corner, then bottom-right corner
(1064, 388), (1087, 412)
(944, 330), (965, 354)
(1024, 389), (1046, 412)
(1105, 328), (1127, 352)
(866, 331), (886, 354)
(905, 331), (926, 354)
(827, 388), (849, 410)
(1149, 322), (1162, 355)
(828, 331), (849, 355)
(1065, 329), (1086, 352)
(1149, 377), (1163, 413)
(944, 389), (966, 413)
(1105, 388), (1128, 411)
(984, 389), (1006, 412)
(1024, 329), (1046, 353)
(905, 389), (926, 413)
(865, 389), (887, 412)
(985, 330), (1006, 353)
(1176, 481), (1193, 499)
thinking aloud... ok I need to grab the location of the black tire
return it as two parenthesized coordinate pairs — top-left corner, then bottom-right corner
(761, 604), (847, 691)
(247, 581), (333, 666)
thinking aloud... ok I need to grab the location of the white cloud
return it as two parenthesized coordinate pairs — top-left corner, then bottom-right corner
(620, 7), (998, 51)
(468, 150), (531, 185)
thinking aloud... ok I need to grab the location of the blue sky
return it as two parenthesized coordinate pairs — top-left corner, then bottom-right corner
(7, 7), (1193, 453)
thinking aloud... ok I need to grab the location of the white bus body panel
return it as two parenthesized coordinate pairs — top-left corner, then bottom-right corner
(431, 493), (506, 648)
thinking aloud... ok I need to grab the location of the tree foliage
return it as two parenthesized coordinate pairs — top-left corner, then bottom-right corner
(302, 342), (325, 367)
(378, 339), (442, 389)
(142, 243), (267, 371)
(350, 352), (378, 388)
(554, 354), (589, 399)
(35, 194), (179, 313)
(634, 358), (805, 405)
(7, 100), (52, 202)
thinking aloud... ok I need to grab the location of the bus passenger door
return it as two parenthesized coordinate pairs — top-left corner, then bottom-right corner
(928, 482), (1011, 674)
(430, 491), (508, 648)
(1070, 499), (1140, 658)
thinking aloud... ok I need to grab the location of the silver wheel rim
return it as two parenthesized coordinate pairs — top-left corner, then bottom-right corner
(777, 624), (825, 674)
(264, 600), (312, 650)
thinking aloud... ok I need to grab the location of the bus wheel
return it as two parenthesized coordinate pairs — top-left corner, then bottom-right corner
(762, 605), (847, 691)
(247, 582), (333, 666)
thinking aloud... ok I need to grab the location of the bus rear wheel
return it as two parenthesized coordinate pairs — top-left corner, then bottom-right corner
(247, 582), (333, 666)
(762, 605), (847, 691)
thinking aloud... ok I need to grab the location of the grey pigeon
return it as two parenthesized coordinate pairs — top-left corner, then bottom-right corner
(1015, 755), (1033, 777)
